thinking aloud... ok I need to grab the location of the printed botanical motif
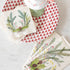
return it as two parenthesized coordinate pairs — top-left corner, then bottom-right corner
(30, 9), (44, 17)
(7, 10), (30, 32)
(24, 37), (70, 70)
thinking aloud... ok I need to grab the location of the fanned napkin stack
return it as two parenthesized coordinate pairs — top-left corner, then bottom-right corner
(0, 5), (36, 42)
(0, 0), (70, 70)
(23, 32), (70, 70)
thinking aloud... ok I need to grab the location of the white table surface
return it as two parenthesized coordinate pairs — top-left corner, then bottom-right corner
(0, 0), (70, 70)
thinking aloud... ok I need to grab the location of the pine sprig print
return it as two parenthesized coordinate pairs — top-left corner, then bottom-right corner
(7, 10), (31, 32)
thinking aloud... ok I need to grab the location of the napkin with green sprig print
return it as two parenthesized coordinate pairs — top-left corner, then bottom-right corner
(0, 5), (36, 42)
(23, 32), (70, 70)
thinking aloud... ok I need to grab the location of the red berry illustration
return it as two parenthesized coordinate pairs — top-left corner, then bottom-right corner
(35, 68), (39, 70)
(38, 60), (42, 64)
(32, 64), (37, 67)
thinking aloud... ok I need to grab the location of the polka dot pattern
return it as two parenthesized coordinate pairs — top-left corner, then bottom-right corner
(22, 1), (59, 42)
(2, 0), (24, 12)
(2, 0), (59, 43)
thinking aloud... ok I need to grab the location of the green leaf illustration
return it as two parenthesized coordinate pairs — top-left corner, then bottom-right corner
(25, 15), (30, 25)
(37, 64), (45, 69)
(9, 12), (16, 29)
(18, 10), (25, 17)
(54, 42), (62, 50)
(30, 9), (44, 17)
(18, 10), (30, 26)
(31, 58), (39, 65)
(13, 25), (28, 32)
(47, 48), (70, 53)
(10, 12), (12, 20)
(18, 10), (26, 25)
(10, 12), (16, 25)
(7, 10), (31, 32)
(48, 38), (56, 46)
(31, 68), (34, 70)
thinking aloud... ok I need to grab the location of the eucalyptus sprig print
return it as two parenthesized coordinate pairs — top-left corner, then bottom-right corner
(7, 12), (16, 30)
(18, 10), (30, 26)
(7, 10), (31, 32)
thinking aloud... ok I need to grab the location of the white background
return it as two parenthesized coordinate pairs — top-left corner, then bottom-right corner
(0, 0), (70, 70)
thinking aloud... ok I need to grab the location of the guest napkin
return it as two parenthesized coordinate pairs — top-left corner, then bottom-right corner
(0, 5), (36, 42)
(23, 32), (70, 70)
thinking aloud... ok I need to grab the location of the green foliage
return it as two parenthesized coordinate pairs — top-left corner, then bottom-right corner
(18, 10), (30, 26)
(7, 12), (16, 30)
(7, 10), (31, 32)
(28, 38), (70, 70)
(54, 42), (62, 50)
(48, 38), (56, 46)
(30, 58), (45, 70)
(18, 10), (26, 24)
(30, 58), (39, 66)
(10, 12), (16, 27)
(30, 9), (44, 17)
(37, 64), (45, 69)
(13, 26), (28, 32)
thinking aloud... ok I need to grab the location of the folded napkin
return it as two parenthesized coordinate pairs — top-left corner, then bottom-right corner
(0, 5), (36, 42)
(23, 32), (70, 70)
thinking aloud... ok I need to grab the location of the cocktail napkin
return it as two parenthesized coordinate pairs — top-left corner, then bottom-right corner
(0, 5), (36, 42)
(23, 32), (70, 70)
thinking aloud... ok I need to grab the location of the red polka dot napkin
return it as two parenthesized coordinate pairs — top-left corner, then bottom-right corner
(2, 0), (59, 43)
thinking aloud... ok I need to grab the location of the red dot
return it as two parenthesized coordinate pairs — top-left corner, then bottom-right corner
(48, 8), (50, 10)
(5, 2), (7, 5)
(54, 6), (56, 8)
(29, 40), (31, 42)
(32, 40), (34, 41)
(17, 0), (20, 2)
(11, 1), (13, 3)
(50, 4), (52, 6)
(3, 6), (5, 8)
(9, 4), (11, 7)
(14, 1), (16, 3)
(45, 30), (47, 32)
(47, 5), (49, 7)
(41, 37), (43, 39)
(7, 8), (9, 10)
(53, 3), (55, 6)
(51, 28), (53, 30)
(29, 34), (31, 36)
(45, 16), (47, 18)
(8, 2), (10, 4)
(51, 7), (53, 9)
(43, 19), (45, 21)
(24, 38), (26, 40)
(5, 9), (6, 11)
(43, 34), (45, 36)
(38, 38), (40, 40)
(45, 36), (47, 38)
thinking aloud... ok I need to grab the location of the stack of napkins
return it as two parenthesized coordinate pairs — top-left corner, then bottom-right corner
(0, 5), (36, 42)
(23, 32), (70, 70)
